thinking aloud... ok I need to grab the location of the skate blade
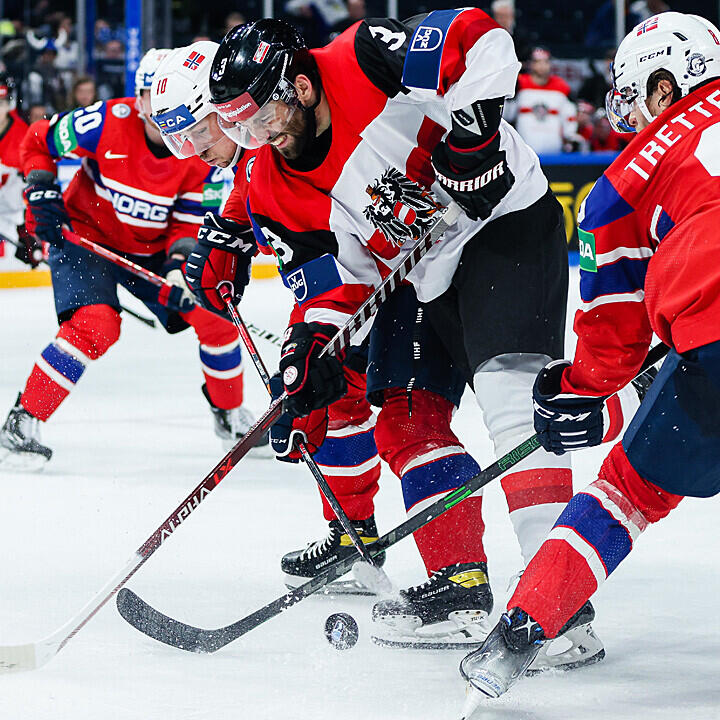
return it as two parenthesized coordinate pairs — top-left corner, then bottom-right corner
(527, 623), (605, 674)
(284, 575), (377, 597)
(0, 448), (49, 472)
(371, 610), (490, 649)
(460, 683), (489, 719)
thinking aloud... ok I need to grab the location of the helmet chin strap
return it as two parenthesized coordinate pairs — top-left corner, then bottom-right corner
(636, 97), (656, 125)
(230, 143), (244, 166)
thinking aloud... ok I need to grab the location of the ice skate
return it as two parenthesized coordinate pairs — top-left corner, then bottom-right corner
(459, 607), (544, 711)
(282, 516), (386, 595)
(371, 563), (493, 649)
(527, 600), (605, 674)
(0, 393), (52, 471)
(202, 384), (271, 456)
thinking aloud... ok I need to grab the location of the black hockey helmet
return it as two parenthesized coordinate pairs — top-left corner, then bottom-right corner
(210, 20), (309, 149)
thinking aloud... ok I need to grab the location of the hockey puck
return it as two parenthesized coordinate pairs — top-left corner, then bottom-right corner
(324, 613), (359, 650)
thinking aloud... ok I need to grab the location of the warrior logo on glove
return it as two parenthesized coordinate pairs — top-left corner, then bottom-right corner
(364, 168), (443, 248)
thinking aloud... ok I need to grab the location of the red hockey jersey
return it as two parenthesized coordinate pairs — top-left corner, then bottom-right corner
(564, 77), (720, 396)
(0, 111), (29, 239)
(240, 9), (547, 334)
(20, 98), (222, 256)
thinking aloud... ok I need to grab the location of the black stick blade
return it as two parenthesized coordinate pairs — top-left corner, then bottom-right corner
(117, 589), (213, 653)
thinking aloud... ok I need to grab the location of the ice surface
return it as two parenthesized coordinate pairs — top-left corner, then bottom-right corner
(0, 271), (718, 719)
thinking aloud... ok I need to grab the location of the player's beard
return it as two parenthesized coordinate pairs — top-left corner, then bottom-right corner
(272, 103), (317, 161)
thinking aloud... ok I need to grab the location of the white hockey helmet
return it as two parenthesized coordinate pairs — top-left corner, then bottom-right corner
(134, 48), (171, 118)
(150, 40), (229, 159)
(607, 12), (720, 133)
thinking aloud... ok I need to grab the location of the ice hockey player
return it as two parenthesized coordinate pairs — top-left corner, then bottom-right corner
(0, 46), (260, 470)
(459, 12), (720, 711)
(187, 13), (647, 655)
(0, 73), (30, 254)
(150, 42), (385, 594)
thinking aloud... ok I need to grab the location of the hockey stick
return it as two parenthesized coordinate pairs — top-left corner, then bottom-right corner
(0, 233), (157, 327)
(115, 343), (669, 653)
(219, 287), (391, 590)
(0, 201), (458, 673)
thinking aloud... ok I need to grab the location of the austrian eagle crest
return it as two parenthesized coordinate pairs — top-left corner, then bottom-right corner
(364, 168), (444, 247)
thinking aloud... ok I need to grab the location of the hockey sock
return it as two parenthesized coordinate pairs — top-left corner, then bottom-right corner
(375, 388), (486, 574)
(186, 307), (244, 409)
(474, 353), (573, 563)
(21, 304), (121, 421)
(314, 367), (381, 521)
(509, 443), (682, 637)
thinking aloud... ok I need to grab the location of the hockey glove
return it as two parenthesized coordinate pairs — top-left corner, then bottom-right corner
(14, 224), (44, 268)
(24, 181), (70, 248)
(269, 372), (328, 462)
(158, 237), (196, 314)
(533, 360), (607, 455)
(184, 212), (256, 315)
(280, 322), (347, 418)
(431, 133), (514, 221)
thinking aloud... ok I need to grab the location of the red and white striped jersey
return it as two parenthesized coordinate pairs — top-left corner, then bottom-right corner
(514, 74), (577, 155)
(0, 111), (28, 240)
(20, 98), (222, 256)
(241, 9), (548, 335)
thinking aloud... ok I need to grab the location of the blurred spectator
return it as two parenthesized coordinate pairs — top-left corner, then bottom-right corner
(576, 100), (595, 151)
(285, 0), (348, 47)
(223, 11), (246, 37)
(27, 104), (47, 123)
(630, 0), (671, 22)
(95, 39), (125, 100)
(578, 46), (615, 108)
(24, 39), (68, 114)
(588, 110), (626, 152)
(70, 75), (96, 107)
(585, 1), (642, 49)
(513, 47), (578, 155)
(491, 0), (530, 63)
(330, 0), (366, 38)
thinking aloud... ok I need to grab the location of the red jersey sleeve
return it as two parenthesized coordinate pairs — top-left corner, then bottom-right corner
(562, 173), (654, 397)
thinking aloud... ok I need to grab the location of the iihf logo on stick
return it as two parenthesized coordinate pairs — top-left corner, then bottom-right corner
(364, 168), (444, 247)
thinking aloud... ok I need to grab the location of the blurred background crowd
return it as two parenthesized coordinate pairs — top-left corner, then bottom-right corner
(0, 0), (717, 153)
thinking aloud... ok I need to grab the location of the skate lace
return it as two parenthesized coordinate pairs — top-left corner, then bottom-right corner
(407, 569), (444, 593)
(299, 525), (340, 560)
(8, 408), (40, 444)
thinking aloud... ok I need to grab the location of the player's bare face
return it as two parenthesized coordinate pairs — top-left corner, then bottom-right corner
(196, 114), (239, 167)
(628, 86), (670, 132)
(268, 103), (311, 160)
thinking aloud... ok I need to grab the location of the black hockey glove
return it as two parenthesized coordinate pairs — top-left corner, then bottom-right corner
(184, 212), (256, 316)
(533, 360), (607, 455)
(269, 372), (329, 462)
(280, 322), (347, 418)
(431, 132), (515, 221)
(24, 180), (70, 248)
(14, 224), (44, 268)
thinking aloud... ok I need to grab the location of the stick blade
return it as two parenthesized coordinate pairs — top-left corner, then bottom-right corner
(116, 588), (214, 653)
(0, 642), (39, 673)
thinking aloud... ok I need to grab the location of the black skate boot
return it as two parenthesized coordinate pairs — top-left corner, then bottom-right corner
(202, 384), (270, 456)
(459, 607), (545, 713)
(371, 563), (493, 649)
(527, 600), (605, 674)
(0, 393), (52, 471)
(282, 516), (386, 595)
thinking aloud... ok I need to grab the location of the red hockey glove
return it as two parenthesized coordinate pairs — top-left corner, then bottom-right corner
(280, 322), (347, 418)
(184, 212), (256, 315)
(269, 373), (328, 462)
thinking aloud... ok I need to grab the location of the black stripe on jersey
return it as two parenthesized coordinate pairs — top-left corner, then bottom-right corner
(253, 214), (339, 275)
(354, 18), (416, 98)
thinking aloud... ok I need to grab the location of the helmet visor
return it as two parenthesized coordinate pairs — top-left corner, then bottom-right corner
(213, 75), (299, 149)
(605, 67), (639, 135)
(153, 110), (226, 159)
